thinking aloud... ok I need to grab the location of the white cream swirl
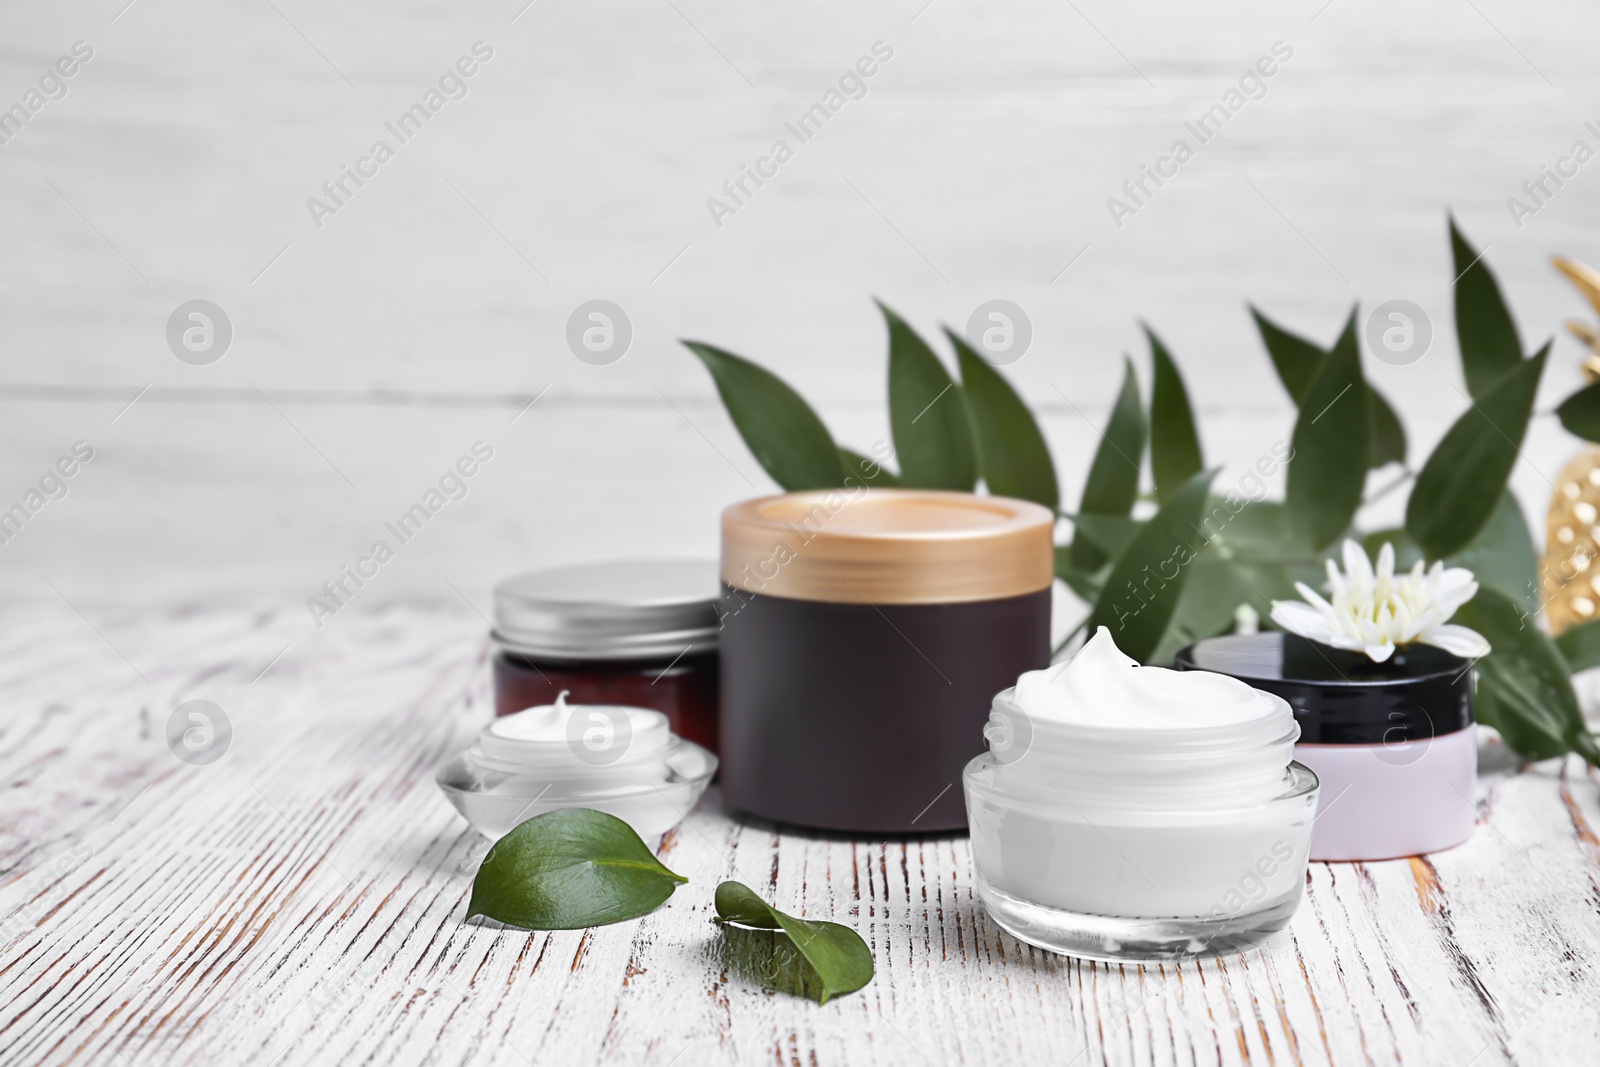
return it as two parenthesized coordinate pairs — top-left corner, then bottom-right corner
(1012, 626), (1290, 732)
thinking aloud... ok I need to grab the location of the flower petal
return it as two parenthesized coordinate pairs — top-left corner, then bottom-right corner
(1363, 640), (1396, 662)
(1293, 582), (1337, 615)
(1343, 539), (1375, 590)
(1422, 624), (1491, 659)
(1271, 601), (1333, 639)
(1324, 558), (1345, 599)
(1376, 541), (1395, 583)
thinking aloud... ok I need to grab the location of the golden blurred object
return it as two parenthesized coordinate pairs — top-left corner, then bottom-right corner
(1553, 257), (1600, 381)
(1544, 256), (1600, 634)
(1545, 450), (1600, 633)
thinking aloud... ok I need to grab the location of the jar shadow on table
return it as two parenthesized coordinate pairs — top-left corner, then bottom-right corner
(723, 807), (972, 846)
(1477, 733), (1525, 777)
(944, 897), (1073, 972)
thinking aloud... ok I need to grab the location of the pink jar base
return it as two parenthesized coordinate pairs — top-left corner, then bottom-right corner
(1294, 726), (1477, 862)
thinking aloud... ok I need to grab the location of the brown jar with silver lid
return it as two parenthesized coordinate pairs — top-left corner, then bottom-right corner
(493, 560), (722, 754)
(719, 489), (1055, 832)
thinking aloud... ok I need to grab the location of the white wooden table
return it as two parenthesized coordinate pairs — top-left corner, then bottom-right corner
(3, 604), (1598, 1067)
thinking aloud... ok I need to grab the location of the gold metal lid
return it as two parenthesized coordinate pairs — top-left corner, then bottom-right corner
(721, 490), (1056, 605)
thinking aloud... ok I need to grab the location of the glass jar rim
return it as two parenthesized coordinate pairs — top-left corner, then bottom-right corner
(987, 689), (1300, 755)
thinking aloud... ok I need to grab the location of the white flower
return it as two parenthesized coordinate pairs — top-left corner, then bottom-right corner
(1269, 539), (1490, 663)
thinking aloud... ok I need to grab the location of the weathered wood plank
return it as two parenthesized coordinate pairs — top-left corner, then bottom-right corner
(3, 605), (1600, 1066)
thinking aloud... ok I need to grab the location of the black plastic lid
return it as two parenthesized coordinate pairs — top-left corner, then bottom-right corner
(1173, 632), (1473, 745)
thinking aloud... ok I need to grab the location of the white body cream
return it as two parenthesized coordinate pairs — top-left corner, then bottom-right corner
(962, 628), (1318, 961)
(436, 692), (717, 839)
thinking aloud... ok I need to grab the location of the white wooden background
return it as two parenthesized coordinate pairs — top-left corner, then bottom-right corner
(7, 0), (1600, 1063)
(3, 0), (1600, 606)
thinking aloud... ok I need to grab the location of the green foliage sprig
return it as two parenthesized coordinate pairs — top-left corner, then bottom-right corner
(465, 809), (876, 1003)
(684, 216), (1600, 768)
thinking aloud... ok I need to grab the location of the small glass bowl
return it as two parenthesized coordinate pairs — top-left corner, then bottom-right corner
(436, 701), (717, 839)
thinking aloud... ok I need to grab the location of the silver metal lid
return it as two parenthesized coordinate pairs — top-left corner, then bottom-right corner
(493, 559), (721, 661)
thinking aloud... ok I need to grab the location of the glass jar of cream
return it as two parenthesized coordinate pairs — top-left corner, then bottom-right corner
(493, 560), (722, 754)
(437, 692), (717, 839)
(963, 628), (1319, 962)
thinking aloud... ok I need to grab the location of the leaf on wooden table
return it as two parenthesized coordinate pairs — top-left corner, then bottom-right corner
(683, 341), (845, 490)
(882, 302), (976, 491)
(713, 881), (873, 1005)
(467, 808), (687, 931)
(1146, 325), (1203, 504)
(948, 328), (1059, 509)
(1406, 344), (1547, 559)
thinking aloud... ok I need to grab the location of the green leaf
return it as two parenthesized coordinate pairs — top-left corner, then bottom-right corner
(948, 329), (1059, 509)
(1208, 500), (1306, 561)
(1071, 513), (1143, 560)
(1475, 684), (1571, 763)
(1150, 552), (1257, 665)
(1251, 306), (1404, 470)
(882, 303), (976, 490)
(683, 342), (845, 491)
(1454, 589), (1596, 765)
(1251, 306), (1324, 402)
(1150, 501), (1320, 663)
(1447, 491), (1539, 613)
(1557, 619), (1600, 672)
(1146, 326), (1203, 504)
(1406, 344), (1548, 559)
(1368, 495), (1537, 611)
(1086, 469), (1217, 663)
(1071, 358), (1147, 571)
(1286, 313), (1368, 549)
(1555, 381), (1600, 443)
(1451, 215), (1523, 400)
(1056, 545), (1107, 603)
(713, 881), (873, 1005)
(1367, 386), (1408, 469)
(467, 808), (687, 930)
(838, 447), (900, 487)
(1361, 527), (1425, 571)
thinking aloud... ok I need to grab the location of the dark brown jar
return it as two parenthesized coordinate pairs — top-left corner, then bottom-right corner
(719, 490), (1055, 833)
(492, 561), (722, 754)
